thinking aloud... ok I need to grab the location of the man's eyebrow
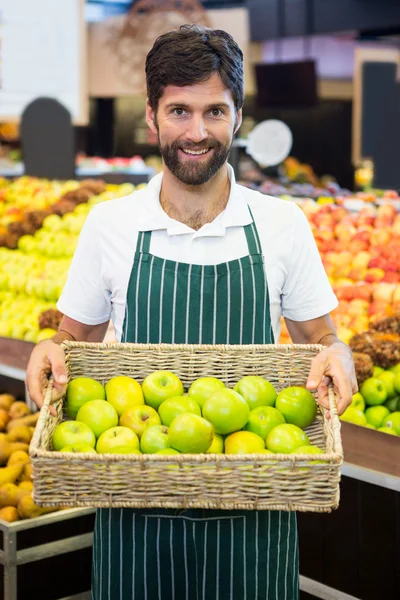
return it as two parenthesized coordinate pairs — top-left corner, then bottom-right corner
(164, 102), (232, 111)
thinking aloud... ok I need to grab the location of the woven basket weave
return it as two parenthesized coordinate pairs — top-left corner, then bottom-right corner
(30, 342), (343, 512)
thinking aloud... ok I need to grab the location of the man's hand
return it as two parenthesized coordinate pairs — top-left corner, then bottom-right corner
(25, 340), (68, 416)
(305, 342), (357, 415)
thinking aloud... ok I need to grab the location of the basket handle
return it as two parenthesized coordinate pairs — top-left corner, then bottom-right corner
(29, 377), (55, 457)
(327, 385), (344, 461)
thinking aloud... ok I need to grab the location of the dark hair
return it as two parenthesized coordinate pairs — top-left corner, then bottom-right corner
(146, 24), (244, 112)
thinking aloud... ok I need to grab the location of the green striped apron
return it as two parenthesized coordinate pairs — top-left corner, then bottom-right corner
(92, 212), (299, 599)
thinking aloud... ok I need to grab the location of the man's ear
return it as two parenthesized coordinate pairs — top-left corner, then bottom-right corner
(146, 99), (158, 134)
(234, 108), (243, 135)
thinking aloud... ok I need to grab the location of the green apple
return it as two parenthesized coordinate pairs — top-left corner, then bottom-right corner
(105, 376), (144, 417)
(52, 421), (96, 451)
(275, 387), (317, 429)
(266, 424), (310, 453)
(365, 406), (390, 429)
(364, 424), (376, 429)
(205, 433), (224, 453)
(384, 397), (400, 412)
(168, 414), (214, 453)
(142, 371), (184, 410)
(373, 366), (384, 377)
(394, 373), (400, 395)
(96, 426), (139, 453)
(188, 377), (225, 409)
(119, 405), (160, 438)
(234, 376), (277, 410)
(351, 392), (365, 411)
(158, 396), (201, 426)
(340, 406), (367, 426)
(202, 389), (250, 435)
(140, 425), (170, 453)
(76, 400), (119, 438)
(156, 448), (180, 455)
(360, 378), (387, 406)
(245, 406), (286, 440)
(388, 364), (400, 375)
(377, 426), (398, 436)
(377, 371), (397, 399)
(66, 377), (105, 419)
(60, 443), (97, 454)
(291, 445), (324, 455)
(105, 446), (142, 454)
(381, 411), (400, 435)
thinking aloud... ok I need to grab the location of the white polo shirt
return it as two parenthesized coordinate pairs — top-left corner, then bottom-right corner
(57, 166), (337, 342)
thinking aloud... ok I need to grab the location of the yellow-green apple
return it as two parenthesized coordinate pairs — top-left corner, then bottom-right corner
(245, 406), (285, 440)
(384, 397), (399, 412)
(275, 387), (317, 428)
(382, 411), (400, 435)
(52, 421), (96, 451)
(365, 406), (390, 429)
(377, 426), (398, 436)
(105, 446), (142, 454)
(142, 371), (184, 410)
(233, 376), (277, 410)
(188, 377), (225, 409)
(266, 424), (310, 453)
(156, 448), (180, 455)
(351, 392), (365, 411)
(224, 431), (265, 454)
(202, 389), (250, 434)
(60, 443), (97, 454)
(119, 405), (160, 438)
(340, 406), (367, 426)
(105, 376), (144, 416)
(205, 433), (224, 453)
(96, 426), (139, 453)
(360, 378), (387, 406)
(66, 377), (105, 419)
(168, 414), (214, 453)
(76, 400), (119, 438)
(377, 371), (397, 399)
(140, 425), (170, 453)
(158, 396), (201, 426)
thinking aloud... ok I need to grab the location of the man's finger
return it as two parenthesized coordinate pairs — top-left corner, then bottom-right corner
(306, 355), (328, 390)
(317, 386), (330, 410)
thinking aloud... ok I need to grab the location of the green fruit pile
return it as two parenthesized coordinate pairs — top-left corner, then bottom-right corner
(340, 363), (400, 436)
(51, 373), (324, 459)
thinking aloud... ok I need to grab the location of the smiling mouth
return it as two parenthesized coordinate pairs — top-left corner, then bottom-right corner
(180, 148), (212, 156)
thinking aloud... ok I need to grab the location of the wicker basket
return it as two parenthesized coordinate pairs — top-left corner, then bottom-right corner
(30, 342), (343, 512)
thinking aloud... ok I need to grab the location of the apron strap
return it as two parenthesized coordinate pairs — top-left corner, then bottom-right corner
(136, 230), (151, 254)
(244, 207), (262, 255)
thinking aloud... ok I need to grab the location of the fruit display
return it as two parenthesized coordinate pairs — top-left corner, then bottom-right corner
(0, 393), (60, 523)
(280, 201), (400, 344)
(0, 178), (136, 342)
(51, 373), (325, 458)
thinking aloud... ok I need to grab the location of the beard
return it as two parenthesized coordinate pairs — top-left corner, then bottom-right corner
(158, 136), (233, 186)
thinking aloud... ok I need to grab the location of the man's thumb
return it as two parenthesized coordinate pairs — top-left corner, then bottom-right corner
(52, 365), (68, 385)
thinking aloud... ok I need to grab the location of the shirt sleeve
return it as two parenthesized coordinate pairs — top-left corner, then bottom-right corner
(281, 203), (338, 321)
(57, 208), (112, 325)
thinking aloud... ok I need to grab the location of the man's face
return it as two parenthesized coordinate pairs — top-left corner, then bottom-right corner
(146, 72), (242, 186)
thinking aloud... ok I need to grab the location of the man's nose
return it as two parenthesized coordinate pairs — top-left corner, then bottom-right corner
(186, 115), (207, 143)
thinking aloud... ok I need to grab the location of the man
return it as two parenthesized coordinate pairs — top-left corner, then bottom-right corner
(26, 25), (356, 599)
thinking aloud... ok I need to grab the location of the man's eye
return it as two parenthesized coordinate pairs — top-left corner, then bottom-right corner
(210, 108), (223, 117)
(173, 108), (186, 116)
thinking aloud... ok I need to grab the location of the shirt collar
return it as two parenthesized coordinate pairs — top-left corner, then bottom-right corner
(135, 164), (252, 237)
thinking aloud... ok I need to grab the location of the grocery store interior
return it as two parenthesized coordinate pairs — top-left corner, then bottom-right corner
(0, 0), (400, 599)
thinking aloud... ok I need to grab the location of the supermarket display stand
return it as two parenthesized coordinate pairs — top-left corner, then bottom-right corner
(0, 338), (399, 599)
(0, 509), (95, 600)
